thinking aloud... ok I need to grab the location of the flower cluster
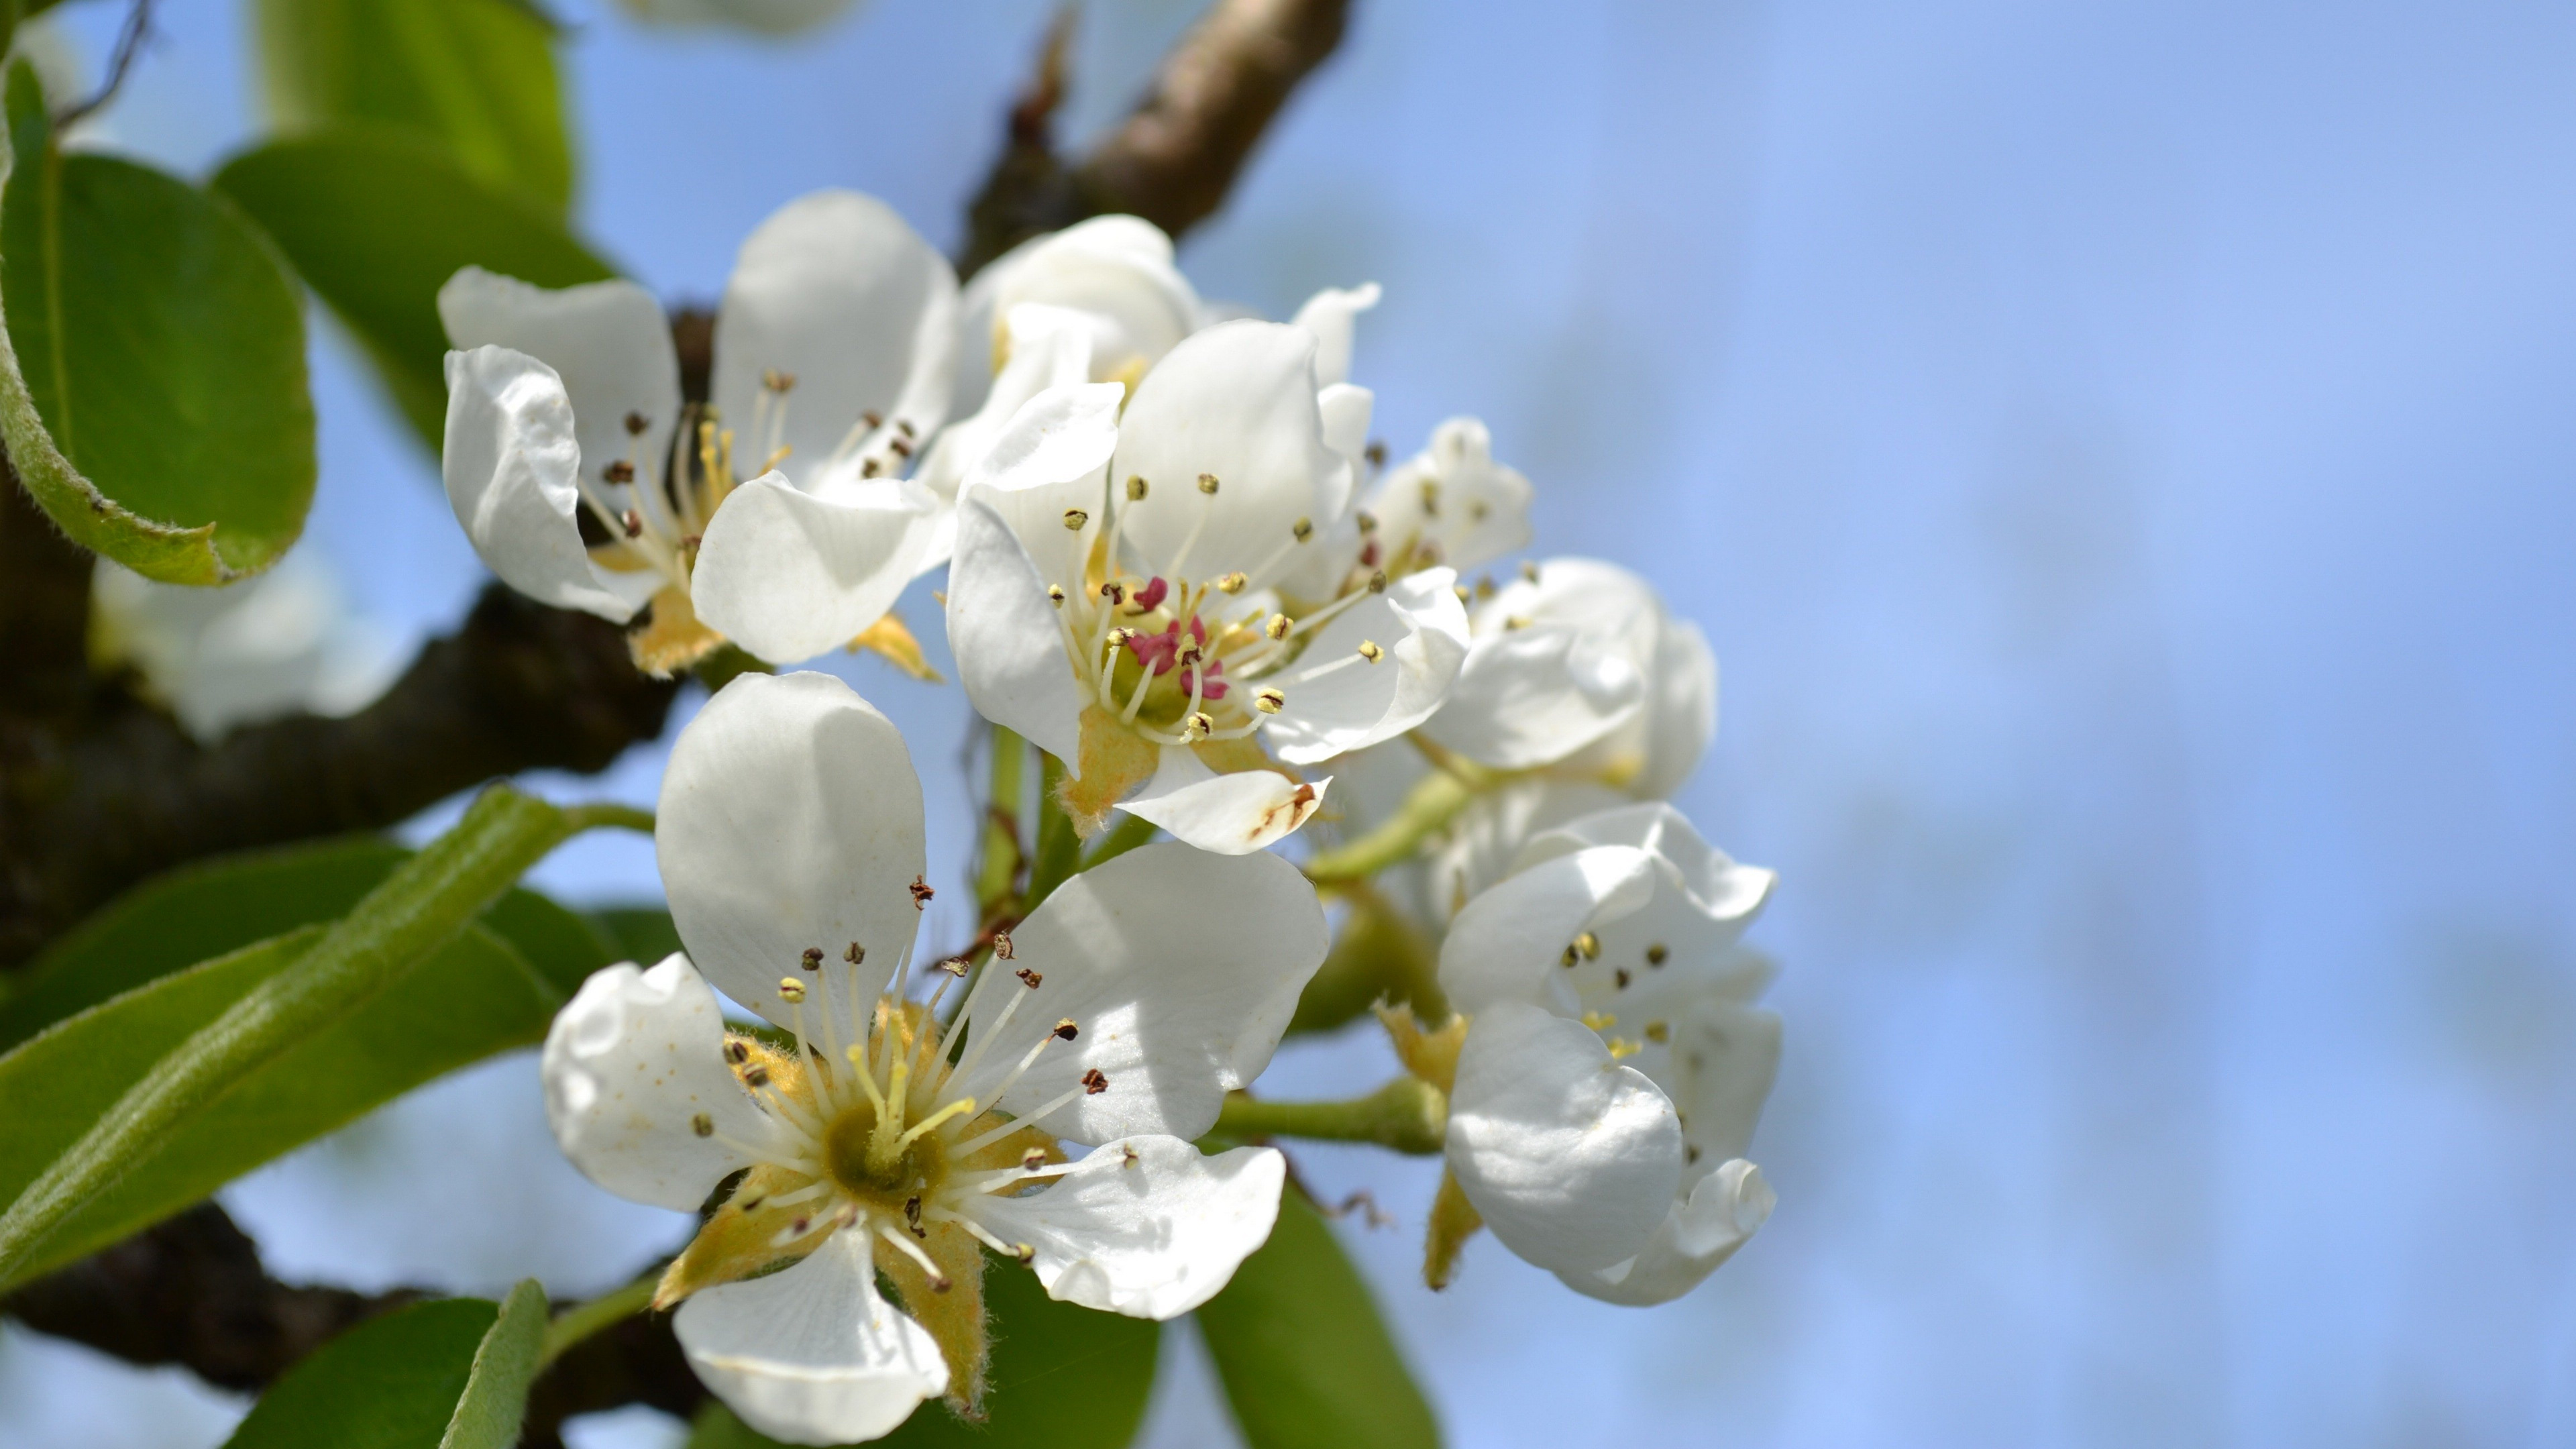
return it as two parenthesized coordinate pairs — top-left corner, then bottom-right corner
(451, 194), (1782, 1444)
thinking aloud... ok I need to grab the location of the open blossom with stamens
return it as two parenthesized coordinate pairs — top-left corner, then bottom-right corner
(439, 189), (954, 674)
(939, 321), (1471, 856)
(541, 671), (1328, 1443)
(1434, 802), (1780, 1305)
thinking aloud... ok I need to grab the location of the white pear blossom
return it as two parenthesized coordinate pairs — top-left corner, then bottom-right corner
(940, 321), (1470, 855)
(89, 553), (402, 743)
(952, 216), (1203, 419)
(1437, 802), (1780, 1305)
(1357, 417), (1535, 577)
(542, 670), (1326, 1444)
(439, 190), (955, 673)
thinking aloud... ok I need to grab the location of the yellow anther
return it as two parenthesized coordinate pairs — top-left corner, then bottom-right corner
(1265, 613), (1292, 641)
(1606, 1038), (1642, 1060)
(1047, 584), (1067, 606)
(690, 1112), (713, 1136)
(1419, 480), (1442, 517)
(1644, 1020), (1671, 1044)
(1367, 570), (1387, 593)
(1356, 640), (1384, 663)
(1646, 942), (1669, 966)
(1291, 517), (1313, 542)
(1581, 1010), (1617, 1031)
(1218, 571), (1248, 594)
(1183, 711), (1214, 740)
(1504, 614), (1532, 631)
(762, 368), (797, 393)
(1574, 931), (1601, 960)
(1063, 508), (1089, 531)
(1355, 510), (1379, 533)
(1128, 475), (1150, 500)
(1197, 472), (1220, 494)
(1521, 560), (1541, 584)
(777, 977), (806, 1003)
(1254, 688), (1285, 714)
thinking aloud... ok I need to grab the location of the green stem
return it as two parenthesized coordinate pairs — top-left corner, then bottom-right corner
(975, 726), (1026, 917)
(1024, 753), (1081, 910)
(559, 802), (656, 835)
(0, 786), (598, 1287)
(1213, 1077), (1448, 1155)
(539, 1272), (659, 1368)
(1302, 767), (1478, 884)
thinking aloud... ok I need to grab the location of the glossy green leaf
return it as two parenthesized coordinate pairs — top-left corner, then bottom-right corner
(685, 1251), (1161, 1449)
(211, 129), (613, 448)
(221, 1287), (546, 1449)
(0, 920), (559, 1286)
(0, 62), (315, 583)
(254, 0), (573, 214)
(0, 835), (619, 1051)
(588, 904), (684, 969)
(1196, 1191), (1442, 1449)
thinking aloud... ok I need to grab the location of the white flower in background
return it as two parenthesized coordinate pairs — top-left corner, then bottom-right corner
(89, 553), (402, 743)
(439, 190), (955, 674)
(1436, 802), (1780, 1305)
(543, 671), (1326, 1444)
(953, 217), (1203, 419)
(941, 321), (1470, 856)
(614, 0), (864, 37)
(1357, 417), (1535, 577)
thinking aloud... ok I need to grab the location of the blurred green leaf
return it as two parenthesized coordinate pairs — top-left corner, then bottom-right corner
(588, 904), (684, 969)
(211, 129), (612, 449)
(1196, 1191), (1442, 1449)
(221, 1285), (547, 1449)
(685, 1250), (1161, 1448)
(0, 62), (315, 583)
(0, 835), (619, 1051)
(0, 920), (559, 1286)
(254, 0), (574, 214)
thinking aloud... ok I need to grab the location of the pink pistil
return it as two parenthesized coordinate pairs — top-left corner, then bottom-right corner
(1123, 616), (1230, 700)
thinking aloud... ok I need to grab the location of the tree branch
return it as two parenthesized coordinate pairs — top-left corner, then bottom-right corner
(960, 0), (1352, 275)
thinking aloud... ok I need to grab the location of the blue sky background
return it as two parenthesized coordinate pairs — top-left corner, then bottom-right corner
(4, 0), (2574, 1445)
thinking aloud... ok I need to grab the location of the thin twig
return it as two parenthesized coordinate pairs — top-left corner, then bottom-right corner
(53, 0), (156, 129)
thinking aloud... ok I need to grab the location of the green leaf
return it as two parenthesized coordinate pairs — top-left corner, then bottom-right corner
(588, 904), (684, 971)
(0, 920), (558, 1287)
(254, 0), (574, 214)
(221, 1288), (547, 1449)
(440, 1279), (551, 1449)
(0, 835), (619, 1052)
(0, 788), (603, 1287)
(685, 1252), (1161, 1449)
(211, 129), (612, 449)
(1195, 1191), (1442, 1449)
(0, 62), (315, 583)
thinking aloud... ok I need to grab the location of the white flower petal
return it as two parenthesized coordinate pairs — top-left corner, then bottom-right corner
(1109, 321), (1346, 586)
(440, 346), (644, 621)
(540, 954), (780, 1212)
(1114, 745), (1328, 855)
(714, 191), (957, 492)
(1517, 802), (1774, 927)
(674, 1230), (949, 1446)
(1651, 1002), (1782, 1169)
(946, 494), (1087, 771)
(1421, 778), (1630, 924)
(915, 303), (1100, 569)
(1446, 1000), (1684, 1275)
(1438, 845), (1658, 1014)
(1261, 569), (1471, 765)
(963, 382), (1126, 580)
(957, 215), (1197, 415)
(969, 1137), (1284, 1320)
(438, 268), (682, 500)
(1418, 624), (1645, 770)
(1310, 382), (1374, 527)
(1633, 616), (1717, 798)
(1289, 282), (1380, 389)
(953, 844), (1329, 1141)
(658, 672), (923, 1029)
(1560, 1159), (1774, 1307)
(1363, 417), (1534, 575)
(690, 472), (936, 665)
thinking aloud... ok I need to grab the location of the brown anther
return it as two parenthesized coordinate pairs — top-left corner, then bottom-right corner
(1356, 640), (1384, 663)
(1470, 500), (1491, 522)
(1291, 517), (1313, 541)
(690, 1112), (714, 1137)
(602, 460), (636, 484)
(1614, 968), (1632, 989)
(791, 1216), (811, 1235)
(762, 368), (796, 393)
(888, 436), (913, 458)
(624, 411), (649, 436)
(992, 930), (1015, 961)
(742, 1065), (771, 1089)
(910, 876), (934, 908)
(845, 942), (865, 965)
(741, 1196), (766, 1212)
(1016, 967), (1043, 988)
(1183, 712), (1214, 739)
(1645, 1020), (1671, 1044)
(938, 957), (970, 977)
(726, 1040), (751, 1063)
(802, 947), (825, 970)
(896, 418), (916, 438)
(862, 411), (884, 429)
(1355, 510), (1379, 533)
(1218, 571), (1248, 594)
(680, 533), (702, 551)
(861, 458), (882, 478)
(1561, 944), (1580, 968)
(1081, 1068), (1110, 1095)
(1265, 613), (1292, 641)
(1521, 560), (1542, 584)
(1685, 1144), (1703, 1165)
(779, 977), (807, 1002)
(1197, 472), (1220, 494)
(1101, 581), (1125, 604)
(1367, 570), (1387, 593)
(621, 509), (643, 538)
(1053, 1018), (1079, 1040)
(1575, 931), (1601, 960)
(1365, 440), (1389, 468)
(1047, 584), (1067, 605)
(1121, 1144), (1140, 1169)
(1254, 687), (1285, 714)
(1127, 475), (1150, 500)
(905, 1195), (922, 1230)
(1646, 943), (1669, 966)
